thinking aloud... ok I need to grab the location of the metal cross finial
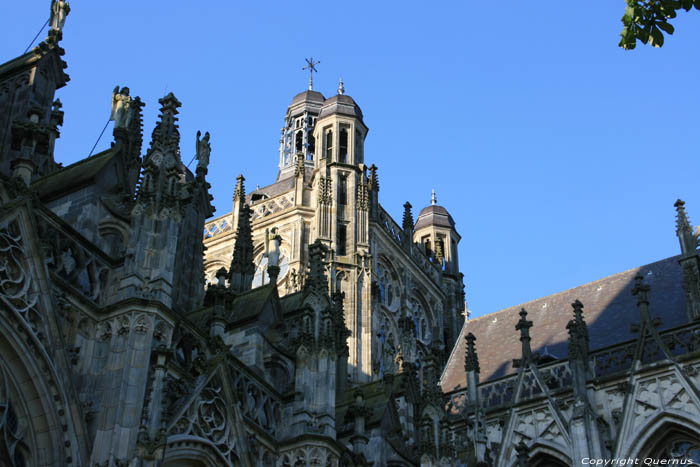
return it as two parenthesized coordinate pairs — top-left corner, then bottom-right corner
(302, 57), (320, 91)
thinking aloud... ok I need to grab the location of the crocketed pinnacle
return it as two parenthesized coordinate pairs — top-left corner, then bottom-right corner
(368, 164), (379, 192)
(228, 204), (255, 292)
(566, 300), (589, 360)
(464, 332), (480, 373)
(402, 202), (414, 232)
(675, 199), (698, 255)
(149, 93), (181, 154)
(233, 174), (246, 205)
(305, 239), (328, 295)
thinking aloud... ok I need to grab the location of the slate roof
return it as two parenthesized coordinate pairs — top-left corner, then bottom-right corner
(414, 204), (456, 231)
(31, 148), (116, 199)
(318, 94), (364, 121)
(439, 255), (688, 392)
(291, 90), (325, 106)
(246, 176), (296, 204)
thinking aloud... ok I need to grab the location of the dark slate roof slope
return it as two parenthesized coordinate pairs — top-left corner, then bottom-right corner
(246, 176), (295, 203)
(440, 255), (687, 392)
(414, 204), (456, 231)
(31, 148), (116, 199)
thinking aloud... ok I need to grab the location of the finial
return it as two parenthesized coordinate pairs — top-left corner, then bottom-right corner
(302, 57), (320, 91)
(431, 189), (437, 206)
(514, 308), (533, 365)
(338, 77), (345, 95)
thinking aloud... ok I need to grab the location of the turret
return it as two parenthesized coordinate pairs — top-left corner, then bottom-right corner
(312, 79), (368, 168)
(413, 190), (461, 275)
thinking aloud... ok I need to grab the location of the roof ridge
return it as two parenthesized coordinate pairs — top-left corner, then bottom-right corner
(465, 254), (681, 324)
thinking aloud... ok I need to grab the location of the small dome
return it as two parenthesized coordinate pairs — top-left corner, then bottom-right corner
(318, 94), (363, 120)
(291, 90), (325, 106)
(414, 204), (456, 231)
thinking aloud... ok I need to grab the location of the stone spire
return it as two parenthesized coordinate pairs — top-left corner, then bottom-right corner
(675, 199), (698, 256)
(513, 308), (534, 367)
(228, 204), (255, 292)
(306, 239), (328, 295)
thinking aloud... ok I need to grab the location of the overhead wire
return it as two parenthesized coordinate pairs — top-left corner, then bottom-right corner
(23, 19), (49, 54)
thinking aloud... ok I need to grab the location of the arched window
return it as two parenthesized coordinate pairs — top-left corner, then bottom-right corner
(295, 131), (303, 153)
(338, 174), (347, 205)
(355, 129), (363, 163)
(339, 128), (348, 163)
(325, 129), (333, 159)
(336, 224), (347, 256)
(307, 134), (315, 160)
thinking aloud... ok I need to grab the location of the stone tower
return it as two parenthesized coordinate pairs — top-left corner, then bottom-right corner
(204, 77), (465, 386)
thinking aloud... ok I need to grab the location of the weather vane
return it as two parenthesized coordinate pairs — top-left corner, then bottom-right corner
(302, 57), (320, 91)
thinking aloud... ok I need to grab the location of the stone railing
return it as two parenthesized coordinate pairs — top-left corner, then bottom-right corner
(250, 192), (295, 222)
(376, 206), (441, 283)
(445, 321), (700, 414)
(203, 213), (233, 240)
(592, 320), (700, 377)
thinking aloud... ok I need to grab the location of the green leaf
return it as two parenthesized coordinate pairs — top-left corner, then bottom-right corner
(657, 21), (675, 34)
(650, 25), (665, 47)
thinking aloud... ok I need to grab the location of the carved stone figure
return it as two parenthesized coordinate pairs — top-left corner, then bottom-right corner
(264, 227), (282, 268)
(50, 0), (70, 32)
(110, 86), (132, 129)
(195, 130), (211, 172)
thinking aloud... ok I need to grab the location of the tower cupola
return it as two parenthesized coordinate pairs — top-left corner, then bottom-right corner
(413, 190), (461, 274)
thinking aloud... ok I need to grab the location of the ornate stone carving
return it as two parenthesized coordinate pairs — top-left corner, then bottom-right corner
(0, 219), (44, 341)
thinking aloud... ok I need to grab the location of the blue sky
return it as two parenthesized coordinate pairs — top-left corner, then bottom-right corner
(2, 2), (699, 318)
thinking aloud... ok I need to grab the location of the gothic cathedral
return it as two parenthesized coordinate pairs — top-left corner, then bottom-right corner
(1, 3), (699, 467)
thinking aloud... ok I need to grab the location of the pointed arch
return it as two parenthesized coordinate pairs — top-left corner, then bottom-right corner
(621, 409), (700, 460)
(505, 440), (571, 467)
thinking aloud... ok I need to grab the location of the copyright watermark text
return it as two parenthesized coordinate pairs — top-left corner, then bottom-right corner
(582, 459), (692, 465)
